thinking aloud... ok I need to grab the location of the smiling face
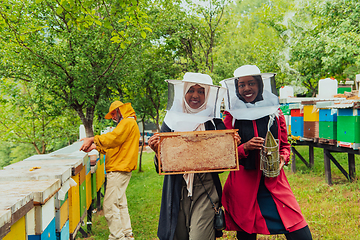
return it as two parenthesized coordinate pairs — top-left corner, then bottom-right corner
(237, 76), (259, 103)
(185, 84), (206, 109)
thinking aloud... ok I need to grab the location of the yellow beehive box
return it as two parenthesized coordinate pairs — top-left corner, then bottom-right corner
(303, 105), (319, 122)
(79, 166), (86, 186)
(68, 174), (80, 234)
(96, 162), (105, 192)
(60, 199), (69, 229)
(3, 216), (26, 240)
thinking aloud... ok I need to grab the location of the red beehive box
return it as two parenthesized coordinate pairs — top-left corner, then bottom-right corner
(291, 109), (303, 117)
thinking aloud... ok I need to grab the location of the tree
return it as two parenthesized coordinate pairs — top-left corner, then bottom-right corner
(124, 43), (180, 170)
(212, 0), (292, 88)
(0, 0), (149, 137)
(0, 79), (80, 154)
(117, 0), (183, 168)
(0, 141), (15, 168)
(179, 0), (228, 73)
(138, 0), (229, 75)
(0, 141), (37, 167)
(272, 0), (360, 95)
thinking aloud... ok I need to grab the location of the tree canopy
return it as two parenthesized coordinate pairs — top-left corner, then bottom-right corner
(0, 78), (80, 153)
(0, 0), (149, 137)
(1, 0), (360, 160)
(272, 0), (360, 96)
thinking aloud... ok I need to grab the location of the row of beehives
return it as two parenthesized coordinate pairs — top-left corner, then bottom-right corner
(281, 100), (360, 150)
(0, 141), (106, 240)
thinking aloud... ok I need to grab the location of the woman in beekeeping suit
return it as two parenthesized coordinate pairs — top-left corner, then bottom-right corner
(220, 65), (313, 240)
(148, 72), (240, 240)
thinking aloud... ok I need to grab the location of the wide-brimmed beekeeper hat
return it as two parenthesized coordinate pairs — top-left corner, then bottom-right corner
(167, 72), (214, 86)
(104, 101), (124, 119)
(231, 65), (275, 80)
(164, 72), (226, 131)
(104, 101), (136, 120)
(220, 65), (279, 120)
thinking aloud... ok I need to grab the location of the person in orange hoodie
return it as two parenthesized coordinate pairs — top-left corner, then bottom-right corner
(80, 101), (140, 240)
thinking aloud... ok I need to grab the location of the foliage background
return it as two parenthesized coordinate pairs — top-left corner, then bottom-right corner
(1, 1), (360, 173)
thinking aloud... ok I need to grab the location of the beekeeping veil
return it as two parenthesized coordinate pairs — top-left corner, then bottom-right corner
(164, 72), (226, 132)
(220, 65), (279, 120)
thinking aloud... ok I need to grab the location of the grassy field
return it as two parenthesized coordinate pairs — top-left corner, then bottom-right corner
(78, 146), (360, 240)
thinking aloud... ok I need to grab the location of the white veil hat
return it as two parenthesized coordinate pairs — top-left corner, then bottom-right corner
(220, 65), (279, 120)
(164, 72), (226, 131)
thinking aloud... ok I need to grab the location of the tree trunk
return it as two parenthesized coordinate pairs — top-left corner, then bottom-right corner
(33, 142), (41, 154)
(74, 105), (95, 137)
(83, 118), (94, 138)
(41, 141), (46, 154)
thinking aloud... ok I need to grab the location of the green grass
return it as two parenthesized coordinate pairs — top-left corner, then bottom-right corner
(78, 147), (360, 240)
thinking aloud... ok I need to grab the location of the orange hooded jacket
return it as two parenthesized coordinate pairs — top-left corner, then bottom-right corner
(94, 102), (140, 172)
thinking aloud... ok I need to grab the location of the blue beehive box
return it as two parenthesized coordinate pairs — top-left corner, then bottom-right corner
(291, 116), (304, 137)
(56, 220), (69, 240)
(337, 108), (360, 116)
(28, 218), (56, 240)
(319, 109), (337, 122)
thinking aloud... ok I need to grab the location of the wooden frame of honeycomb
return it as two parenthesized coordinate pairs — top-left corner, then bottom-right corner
(157, 129), (239, 175)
